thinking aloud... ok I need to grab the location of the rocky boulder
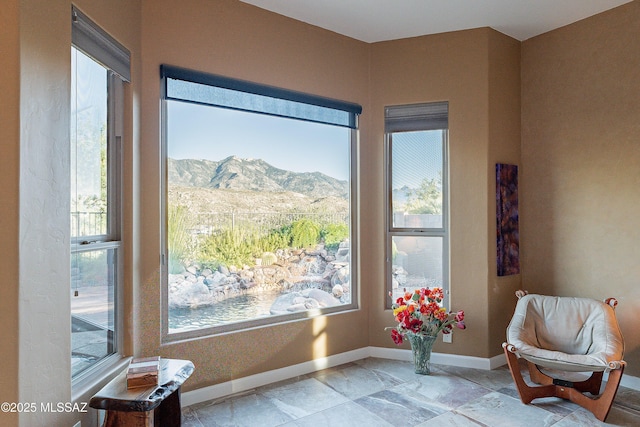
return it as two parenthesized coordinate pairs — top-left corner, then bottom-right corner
(169, 280), (214, 309)
(270, 288), (341, 315)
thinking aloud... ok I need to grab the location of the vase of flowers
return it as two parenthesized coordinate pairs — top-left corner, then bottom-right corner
(406, 333), (438, 374)
(388, 287), (466, 375)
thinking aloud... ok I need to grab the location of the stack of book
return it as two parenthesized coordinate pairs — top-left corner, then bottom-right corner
(126, 356), (160, 389)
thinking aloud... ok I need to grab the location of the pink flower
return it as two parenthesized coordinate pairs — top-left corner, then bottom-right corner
(456, 321), (466, 330)
(455, 310), (465, 322)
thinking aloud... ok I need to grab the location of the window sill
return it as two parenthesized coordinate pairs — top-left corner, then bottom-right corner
(71, 354), (130, 404)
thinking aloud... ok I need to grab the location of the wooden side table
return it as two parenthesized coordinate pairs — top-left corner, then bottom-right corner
(90, 358), (194, 427)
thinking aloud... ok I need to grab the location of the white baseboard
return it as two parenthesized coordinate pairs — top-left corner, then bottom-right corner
(368, 347), (507, 370)
(181, 347), (370, 407)
(181, 346), (639, 407)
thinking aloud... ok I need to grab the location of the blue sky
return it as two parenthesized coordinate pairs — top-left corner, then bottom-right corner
(167, 101), (351, 181)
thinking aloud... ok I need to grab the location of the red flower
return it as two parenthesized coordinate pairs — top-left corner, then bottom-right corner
(402, 317), (423, 333)
(426, 287), (444, 302)
(423, 301), (440, 316)
(455, 310), (465, 322)
(434, 307), (448, 321)
(391, 329), (403, 345)
(395, 308), (411, 323)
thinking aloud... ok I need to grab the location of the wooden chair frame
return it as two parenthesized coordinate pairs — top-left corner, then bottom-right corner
(503, 343), (625, 421)
(502, 291), (628, 422)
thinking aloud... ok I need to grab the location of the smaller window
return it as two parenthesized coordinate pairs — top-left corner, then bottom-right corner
(71, 5), (129, 383)
(385, 102), (449, 308)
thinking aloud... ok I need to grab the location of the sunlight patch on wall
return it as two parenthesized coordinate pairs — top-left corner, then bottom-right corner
(312, 316), (327, 362)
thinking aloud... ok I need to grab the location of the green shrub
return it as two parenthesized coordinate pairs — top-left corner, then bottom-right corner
(320, 223), (349, 251)
(198, 229), (255, 269)
(197, 224), (296, 269)
(290, 218), (321, 249)
(196, 217), (338, 268)
(276, 224), (293, 244)
(256, 229), (290, 254)
(404, 176), (442, 215)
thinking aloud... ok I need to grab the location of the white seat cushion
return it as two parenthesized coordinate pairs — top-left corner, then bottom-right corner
(507, 294), (624, 372)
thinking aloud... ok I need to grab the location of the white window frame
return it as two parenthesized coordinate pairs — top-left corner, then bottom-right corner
(159, 65), (361, 341)
(384, 102), (450, 309)
(71, 5), (128, 388)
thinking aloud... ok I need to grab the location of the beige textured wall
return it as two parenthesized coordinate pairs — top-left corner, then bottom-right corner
(521, 1), (640, 376)
(18, 1), (73, 425)
(368, 28), (521, 358)
(139, 0), (370, 391)
(0, 1), (20, 425)
(487, 31), (522, 353)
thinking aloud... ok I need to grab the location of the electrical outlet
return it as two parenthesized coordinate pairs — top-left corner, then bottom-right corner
(443, 332), (452, 343)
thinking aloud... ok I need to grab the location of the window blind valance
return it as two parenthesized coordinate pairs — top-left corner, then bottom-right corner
(161, 65), (362, 129)
(385, 101), (448, 133)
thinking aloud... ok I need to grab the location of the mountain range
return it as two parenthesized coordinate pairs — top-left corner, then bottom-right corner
(168, 156), (348, 199)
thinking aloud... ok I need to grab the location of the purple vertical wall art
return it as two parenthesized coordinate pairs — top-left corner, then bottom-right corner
(496, 163), (520, 276)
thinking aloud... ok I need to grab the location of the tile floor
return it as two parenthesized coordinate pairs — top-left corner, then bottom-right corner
(182, 357), (640, 426)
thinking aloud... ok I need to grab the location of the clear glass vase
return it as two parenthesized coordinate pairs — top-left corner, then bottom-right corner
(407, 334), (437, 374)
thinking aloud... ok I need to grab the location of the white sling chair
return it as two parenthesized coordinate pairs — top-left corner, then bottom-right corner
(502, 291), (625, 422)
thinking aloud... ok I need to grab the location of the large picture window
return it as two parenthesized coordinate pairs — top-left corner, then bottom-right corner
(71, 6), (128, 380)
(385, 102), (449, 307)
(161, 66), (361, 337)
